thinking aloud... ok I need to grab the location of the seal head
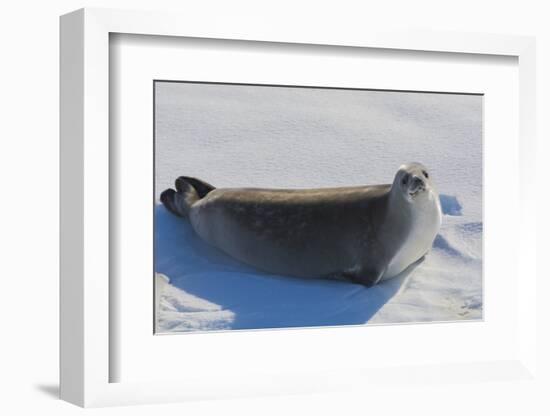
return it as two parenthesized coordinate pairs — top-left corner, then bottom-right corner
(382, 162), (442, 280)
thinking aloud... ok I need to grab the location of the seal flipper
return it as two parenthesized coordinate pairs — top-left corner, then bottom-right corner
(176, 176), (215, 198)
(161, 178), (200, 218)
(347, 266), (386, 288)
(160, 189), (183, 217)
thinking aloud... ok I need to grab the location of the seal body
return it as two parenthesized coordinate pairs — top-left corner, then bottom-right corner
(161, 163), (442, 286)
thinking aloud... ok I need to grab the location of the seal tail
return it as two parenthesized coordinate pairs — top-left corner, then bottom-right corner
(160, 176), (215, 217)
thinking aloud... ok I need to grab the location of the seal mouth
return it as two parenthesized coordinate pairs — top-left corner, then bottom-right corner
(408, 177), (426, 198)
(409, 185), (425, 197)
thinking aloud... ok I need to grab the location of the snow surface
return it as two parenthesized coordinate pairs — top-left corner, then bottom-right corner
(154, 82), (483, 333)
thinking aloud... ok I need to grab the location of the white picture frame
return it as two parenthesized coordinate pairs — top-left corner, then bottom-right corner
(60, 7), (538, 408)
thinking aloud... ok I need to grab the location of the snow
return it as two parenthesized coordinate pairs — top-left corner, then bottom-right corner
(154, 82), (483, 333)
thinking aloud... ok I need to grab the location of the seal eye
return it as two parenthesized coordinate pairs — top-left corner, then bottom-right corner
(422, 170), (429, 179)
(401, 174), (409, 186)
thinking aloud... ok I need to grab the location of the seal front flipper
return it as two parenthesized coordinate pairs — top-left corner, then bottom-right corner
(347, 266), (386, 288)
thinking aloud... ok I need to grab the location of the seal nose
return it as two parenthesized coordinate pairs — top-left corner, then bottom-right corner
(412, 176), (423, 188)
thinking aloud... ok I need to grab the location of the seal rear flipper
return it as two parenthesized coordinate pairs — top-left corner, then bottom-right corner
(160, 189), (182, 217)
(176, 176), (215, 198)
(161, 179), (200, 218)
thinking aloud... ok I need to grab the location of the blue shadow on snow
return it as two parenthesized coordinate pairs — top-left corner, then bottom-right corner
(439, 194), (462, 216)
(154, 205), (421, 331)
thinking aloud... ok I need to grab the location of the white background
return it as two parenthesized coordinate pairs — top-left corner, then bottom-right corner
(1, 1), (549, 415)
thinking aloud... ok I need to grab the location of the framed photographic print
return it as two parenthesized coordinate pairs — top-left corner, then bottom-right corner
(60, 8), (539, 408)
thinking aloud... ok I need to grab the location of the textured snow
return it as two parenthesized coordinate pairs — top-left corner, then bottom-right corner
(154, 82), (483, 333)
